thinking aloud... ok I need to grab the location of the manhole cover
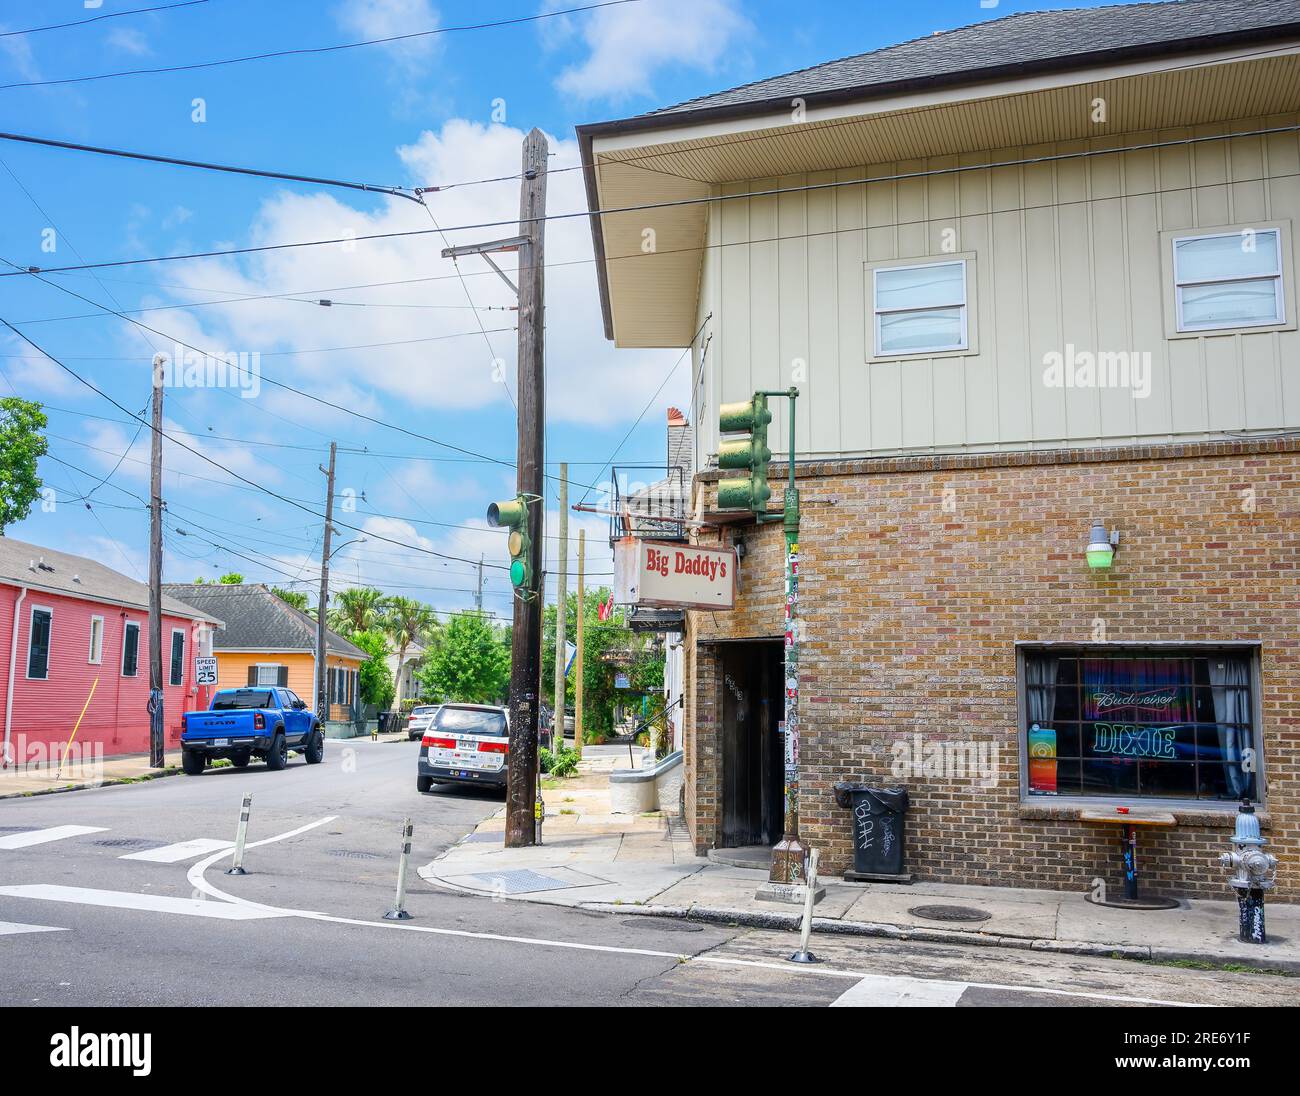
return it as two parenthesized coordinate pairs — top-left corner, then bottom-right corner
(328, 849), (384, 860)
(908, 904), (992, 923)
(93, 838), (155, 849)
(620, 918), (704, 932)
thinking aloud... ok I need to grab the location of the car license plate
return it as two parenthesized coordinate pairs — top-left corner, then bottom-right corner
(212, 738), (229, 747)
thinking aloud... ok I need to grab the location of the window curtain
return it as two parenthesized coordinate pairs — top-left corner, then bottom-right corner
(1026, 655), (1058, 725)
(1209, 658), (1251, 797)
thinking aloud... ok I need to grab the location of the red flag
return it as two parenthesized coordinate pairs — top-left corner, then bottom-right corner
(598, 595), (614, 621)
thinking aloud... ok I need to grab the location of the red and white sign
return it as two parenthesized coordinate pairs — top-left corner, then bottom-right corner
(615, 539), (736, 611)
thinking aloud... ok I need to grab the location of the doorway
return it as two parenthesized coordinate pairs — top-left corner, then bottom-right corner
(719, 640), (784, 848)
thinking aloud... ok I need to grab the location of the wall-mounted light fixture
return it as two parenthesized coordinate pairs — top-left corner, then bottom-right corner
(1086, 520), (1120, 570)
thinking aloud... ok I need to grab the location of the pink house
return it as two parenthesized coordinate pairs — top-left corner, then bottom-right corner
(0, 536), (221, 766)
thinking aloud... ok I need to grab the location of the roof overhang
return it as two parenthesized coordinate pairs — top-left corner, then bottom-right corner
(2, 577), (224, 625)
(577, 31), (1300, 348)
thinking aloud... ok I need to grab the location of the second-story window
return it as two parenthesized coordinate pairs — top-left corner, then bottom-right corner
(1173, 228), (1284, 332)
(873, 259), (968, 356)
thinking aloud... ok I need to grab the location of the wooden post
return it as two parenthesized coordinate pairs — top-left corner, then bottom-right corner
(504, 128), (548, 847)
(316, 442), (337, 724)
(552, 463), (568, 751)
(148, 355), (165, 768)
(574, 527), (585, 759)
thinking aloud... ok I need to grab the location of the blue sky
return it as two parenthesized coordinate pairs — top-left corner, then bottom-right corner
(0, 0), (1110, 621)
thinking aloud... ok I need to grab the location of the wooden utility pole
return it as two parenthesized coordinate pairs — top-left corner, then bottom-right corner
(552, 464), (568, 751)
(475, 554), (484, 613)
(147, 355), (165, 768)
(504, 128), (548, 846)
(574, 527), (585, 759)
(316, 441), (337, 723)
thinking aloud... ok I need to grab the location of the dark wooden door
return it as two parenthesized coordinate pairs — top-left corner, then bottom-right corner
(721, 641), (783, 847)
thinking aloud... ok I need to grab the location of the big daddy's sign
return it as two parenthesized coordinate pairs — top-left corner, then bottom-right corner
(614, 539), (736, 611)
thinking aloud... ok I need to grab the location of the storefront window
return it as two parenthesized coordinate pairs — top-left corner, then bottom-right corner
(1023, 648), (1257, 802)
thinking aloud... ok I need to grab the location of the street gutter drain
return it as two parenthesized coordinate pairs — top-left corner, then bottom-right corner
(908, 904), (992, 923)
(93, 838), (155, 849)
(328, 850), (384, 860)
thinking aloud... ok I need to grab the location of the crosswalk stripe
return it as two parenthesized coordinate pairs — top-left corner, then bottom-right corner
(119, 838), (234, 864)
(0, 825), (107, 850)
(0, 884), (287, 920)
(0, 920), (67, 937)
(830, 973), (970, 1007)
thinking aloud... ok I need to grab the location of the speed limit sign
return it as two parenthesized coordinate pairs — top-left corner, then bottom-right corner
(195, 656), (218, 686)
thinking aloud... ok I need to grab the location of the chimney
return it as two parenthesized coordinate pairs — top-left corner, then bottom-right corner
(666, 406), (686, 426)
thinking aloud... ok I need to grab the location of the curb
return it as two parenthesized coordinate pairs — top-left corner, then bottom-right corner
(0, 767), (181, 800)
(574, 901), (1300, 975)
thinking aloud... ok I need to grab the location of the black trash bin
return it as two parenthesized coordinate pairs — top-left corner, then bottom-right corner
(833, 783), (910, 880)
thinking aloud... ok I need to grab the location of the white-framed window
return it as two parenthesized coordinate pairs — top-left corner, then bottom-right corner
(88, 615), (104, 665)
(254, 664), (281, 686)
(26, 606), (53, 680)
(872, 258), (969, 357)
(1172, 228), (1285, 332)
(121, 620), (140, 677)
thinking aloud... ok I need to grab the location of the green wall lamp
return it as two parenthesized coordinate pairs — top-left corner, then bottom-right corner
(1086, 520), (1120, 570)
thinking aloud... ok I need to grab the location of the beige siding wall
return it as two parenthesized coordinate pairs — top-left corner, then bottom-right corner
(693, 116), (1300, 464)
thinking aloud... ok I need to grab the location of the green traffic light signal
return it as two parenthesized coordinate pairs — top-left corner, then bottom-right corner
(717, 394), (772, 513)
(487, 494), (533, 591)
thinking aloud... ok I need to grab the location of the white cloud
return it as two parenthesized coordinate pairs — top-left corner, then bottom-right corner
(106, 28), (152, 56)
(150, 118), (687, 427)
(552, 0), (750, 101)
(333, 0), (441, 71)
(0, 334), (79, 398)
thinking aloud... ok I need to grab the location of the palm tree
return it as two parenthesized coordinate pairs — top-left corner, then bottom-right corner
(328, 586), (386, 636)
(382, 596), (437, 706)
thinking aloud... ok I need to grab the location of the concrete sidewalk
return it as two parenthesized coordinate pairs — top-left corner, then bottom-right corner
(421, 765), (1300, 973)
(0, 750), (182, 798)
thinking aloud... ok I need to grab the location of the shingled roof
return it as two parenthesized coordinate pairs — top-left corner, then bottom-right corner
(641, 0), (1300, 124)
(161, 582), (366, 660)
(0, 536), (221, 622)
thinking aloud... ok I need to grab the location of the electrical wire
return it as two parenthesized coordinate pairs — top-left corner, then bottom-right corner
(0, 1), (208, 39)
(6, 124), (1297, 283)
(0, 1), (641, 92)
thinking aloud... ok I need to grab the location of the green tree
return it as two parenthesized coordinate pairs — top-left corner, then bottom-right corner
(328, 586), (386, 635)
(417, 611), (509, 704)
(0, 397), (48, 534)
(350, 628), (394, 710)
(219, 572), (243, 584)
(271, 586), (309, 611)
(382, 596), (437, 706)
(541, 588), (661, 738)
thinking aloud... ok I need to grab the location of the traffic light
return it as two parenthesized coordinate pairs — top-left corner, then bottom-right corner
(717, 393), (772, 512)
(487, 495), (533, 590)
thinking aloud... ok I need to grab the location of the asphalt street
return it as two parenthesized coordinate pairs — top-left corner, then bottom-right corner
(0, 739), (1296, 1008)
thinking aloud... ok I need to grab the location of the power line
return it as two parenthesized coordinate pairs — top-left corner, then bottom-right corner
(0, 1), (641, 92)
(2, 315), (509, 570)
(0, 129), (423, 205)
(7, 124), (1296, 283)
(0, 1), (209, 39)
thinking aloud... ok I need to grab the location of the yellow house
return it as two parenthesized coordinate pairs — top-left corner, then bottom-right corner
(163, 583), (367, 734)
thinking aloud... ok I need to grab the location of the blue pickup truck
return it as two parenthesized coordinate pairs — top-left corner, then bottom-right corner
(181, 687), (324, 775)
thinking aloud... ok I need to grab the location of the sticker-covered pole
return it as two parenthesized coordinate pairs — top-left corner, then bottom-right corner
(768, 387), (806, 886)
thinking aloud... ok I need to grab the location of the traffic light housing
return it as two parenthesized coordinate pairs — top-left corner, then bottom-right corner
(487, 495), (533, 590)
(717, 394), (772, 512)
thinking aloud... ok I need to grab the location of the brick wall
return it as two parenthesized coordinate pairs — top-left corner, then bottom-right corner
(683, 437), (1300, 901)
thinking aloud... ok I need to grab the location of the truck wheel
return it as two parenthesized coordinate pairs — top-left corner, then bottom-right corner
(264, 734), (288, 771)
(417, 774), (433, 793)
(232, 750), (251, 768)
(181, 750), (205, 776)
(303, 730), (324, 765)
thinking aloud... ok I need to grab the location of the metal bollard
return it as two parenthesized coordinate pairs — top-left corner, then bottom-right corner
(788, 847), (822, 964)
(225, 792), (252, 876)
(384, 817), (414, 921)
